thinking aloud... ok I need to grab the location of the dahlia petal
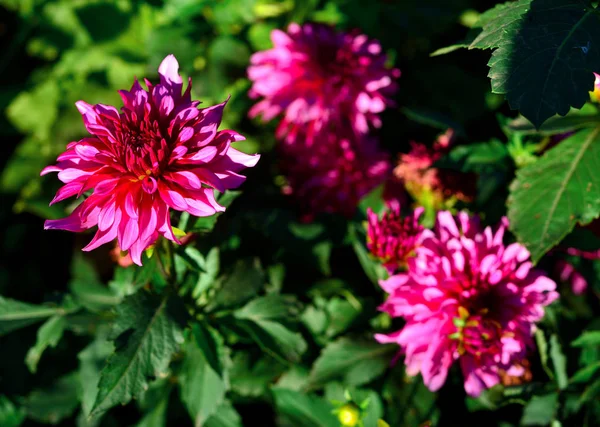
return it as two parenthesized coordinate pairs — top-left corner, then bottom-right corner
(44, 209), (86, 232)
(49, 181), (84, 205)
(119, 216), (140, 251)
(168, 170), (203, 190)
(158, 54), (183, 85)
(41, 165), (61, 176)
(124, 191), (139, 218)
(98, 202), (117, 231)
(83, 225), (119, 252)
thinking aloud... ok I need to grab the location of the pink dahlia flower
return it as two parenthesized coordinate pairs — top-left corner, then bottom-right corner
(280, 125), (390, 218)
(366, 205), (424, 273)
(248, 22), (399, 143)
(42, 55), (259, 265)
(375, 212), (558, 396)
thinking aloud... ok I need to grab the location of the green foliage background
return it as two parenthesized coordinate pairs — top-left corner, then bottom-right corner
(2, 0), (600, 426)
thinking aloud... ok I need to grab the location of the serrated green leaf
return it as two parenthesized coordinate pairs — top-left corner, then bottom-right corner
(272, 388), (338, 427)
(521, 393), (558, 426)
(488, 0), (600, 128)
(0, 396), (25, 427)
(508, 128), (600, 262)
(204, 400), (242, 427)
(179, 325), (228, 427)
(572, 331), (600, 347)
(25, 315), (67, 373)
(0, 297), (71, 336)
(469, 0), (531, 50)
(233, 295), (307, 363)
(308, 338), (394, 388)
(23, 372), (81, 425)
(89, 292), (187, 418)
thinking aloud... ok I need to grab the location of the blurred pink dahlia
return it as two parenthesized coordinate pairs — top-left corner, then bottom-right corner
(367, 205), (424, 273)
(280, 125), (390, 218)
(248, 22), (399, 143)
(42, 55), (259, 265)
(375, 212), (558, 396)
(394, 129), (476, 207)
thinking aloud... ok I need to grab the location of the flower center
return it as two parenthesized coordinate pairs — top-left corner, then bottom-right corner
(117, 119), (167, 181)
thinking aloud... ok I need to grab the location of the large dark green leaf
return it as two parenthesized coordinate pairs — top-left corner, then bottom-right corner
(470, 0), (532, 50)
(90, 292), (187, 418)
(488, 0), (600, 128)
(308, 338), (395, 388)
(508, 127), (600, 262)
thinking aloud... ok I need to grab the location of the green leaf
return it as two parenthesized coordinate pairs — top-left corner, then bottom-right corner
(309, 338), (394, 388)
(23, 372), (81, 425)
(90, 292), (187, 418)
(230, 352), (285, 397)
(6, 80), (59, 139)
(272, 388), (338, 427)
(488, 0), (600, 128)
(570, 361), (600, 384)
(0, 396), (25, 427)
(550, 334), (568, 390)
(25, 315), (67, 373)
(78, 336), (114, 419)
(179, 325), (228, 427)
(506, 113), (600, 135)
(204, 401), (242, 427)
(233, 295), (307, 363)
(507, 128), (600, 262)
(208, 258), (265, 310)
(349, 223), (388, 286)
(572, 331), (600, 347)
(521, 393), (559, 426)
(136, 380), (171, 427)
(0, 297), (70, 336)
(469, 0), (532, 50)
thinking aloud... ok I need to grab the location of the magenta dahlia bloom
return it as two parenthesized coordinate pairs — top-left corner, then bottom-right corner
(367, 205), (424, 273)
(375, 212), (558, 396)
(42, 55), (259, 265)
(280, 125), (390, 218)
(248, 22), (399, 143)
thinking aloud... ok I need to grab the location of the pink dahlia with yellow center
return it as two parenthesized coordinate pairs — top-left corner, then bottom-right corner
(248, 22), (399, 143)
(366, 205), (424, 273)
(42, 55), (259, 265)
(375, 212), (558, 396)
